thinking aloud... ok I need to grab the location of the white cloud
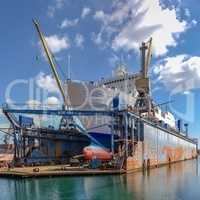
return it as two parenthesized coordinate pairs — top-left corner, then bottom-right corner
(108, 53), (120, 67)
(153, 55), (200, 92)
(91, 31), (103, 46)
(27, 100), (41, 106)
(27, 100), (41, 108)
(81, 7), (91, 19)
(47, 7), (56, 18)
(60, 18), (79, 29)
(74, 34), (84, 48)
(44, 35), (70, 54)
(47, 0), (65, 18)
(93, 0), (193, 56)
(191, 19), (198, 26)
(45, 96), (61, 105)
(94, 10), (106, 21)
(183, 91), (191, 95)
(26, 97), (61, 111)
(36, 72), (59, 93)
(184, 8), (191, 18)
(55, 0), (65, 9)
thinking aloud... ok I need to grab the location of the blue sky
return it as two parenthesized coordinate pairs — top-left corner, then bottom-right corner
(0, 0), (200, 139)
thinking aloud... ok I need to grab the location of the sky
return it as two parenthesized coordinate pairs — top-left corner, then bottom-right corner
(0, 0), (200, 140)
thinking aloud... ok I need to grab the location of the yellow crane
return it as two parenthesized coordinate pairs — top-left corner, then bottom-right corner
(33, 19), (68, 107)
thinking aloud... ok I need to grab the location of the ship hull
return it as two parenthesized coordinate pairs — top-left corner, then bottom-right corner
(88, 117), (197, 171)
(21, 128), (91, 164)
(126, 121), (197, 171)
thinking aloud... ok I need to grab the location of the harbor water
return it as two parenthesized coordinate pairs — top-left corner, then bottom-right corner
(1, 158), (200, 200)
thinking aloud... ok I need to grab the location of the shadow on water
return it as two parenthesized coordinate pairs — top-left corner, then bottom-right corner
(1, 158), (200, 200)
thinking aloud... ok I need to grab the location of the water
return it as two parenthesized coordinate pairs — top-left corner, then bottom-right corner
(1, 158), (200, 200)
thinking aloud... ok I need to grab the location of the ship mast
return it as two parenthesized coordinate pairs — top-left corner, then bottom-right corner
(33, 19), (68, 108)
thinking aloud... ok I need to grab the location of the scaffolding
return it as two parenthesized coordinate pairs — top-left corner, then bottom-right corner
(2, 103), (145, 167)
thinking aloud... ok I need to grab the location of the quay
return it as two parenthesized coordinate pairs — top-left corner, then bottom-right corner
(0, 165), (126, 178)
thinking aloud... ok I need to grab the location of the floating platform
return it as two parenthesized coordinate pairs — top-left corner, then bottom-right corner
(1, 105), (198, 175)
(0, 165), (125, 179)
(0, 157), (197, 179)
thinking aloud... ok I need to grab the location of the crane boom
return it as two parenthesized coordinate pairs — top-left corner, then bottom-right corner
(140, 37), (153, 78)
(145, 37), (153, 78)
(140, 42), (148, 78)
(33, 19), (67, 106)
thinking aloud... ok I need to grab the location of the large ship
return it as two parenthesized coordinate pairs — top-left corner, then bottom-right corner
(65, 63), (183, 143)
(65, 64), (138, 135)
(62, 38), (198, 169)
(1, 20), (196, 169)
(33, 20), (197, 168)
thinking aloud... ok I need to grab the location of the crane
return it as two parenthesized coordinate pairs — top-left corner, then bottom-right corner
(33, 19), (68, 107)
(138, 37), (153, 87)
(135, 38), (153, 114)
(33, 19), (88, 132)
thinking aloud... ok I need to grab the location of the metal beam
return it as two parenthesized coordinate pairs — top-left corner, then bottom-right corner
(3, 108), (114, 117)
(124, 112), (128, 158)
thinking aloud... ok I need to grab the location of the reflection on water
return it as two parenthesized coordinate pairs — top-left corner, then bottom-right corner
(1, 158), (200, 200)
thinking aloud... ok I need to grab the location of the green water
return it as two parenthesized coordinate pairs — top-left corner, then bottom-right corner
(1, 158), (200, 200)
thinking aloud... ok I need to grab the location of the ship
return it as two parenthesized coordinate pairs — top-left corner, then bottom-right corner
(64, 62), (177, 143)
(32, 20), (197, 167)
(62, 39), (198, 167)
(1, 20), (197, 169)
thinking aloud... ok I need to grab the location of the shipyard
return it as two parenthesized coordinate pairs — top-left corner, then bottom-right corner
(0, 20), (198, 176)
(0, 0), (200, 200)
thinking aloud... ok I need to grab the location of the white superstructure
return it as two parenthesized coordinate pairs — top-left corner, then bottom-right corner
(65, 64), (176, 130)
(65, 64), (139, 111)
